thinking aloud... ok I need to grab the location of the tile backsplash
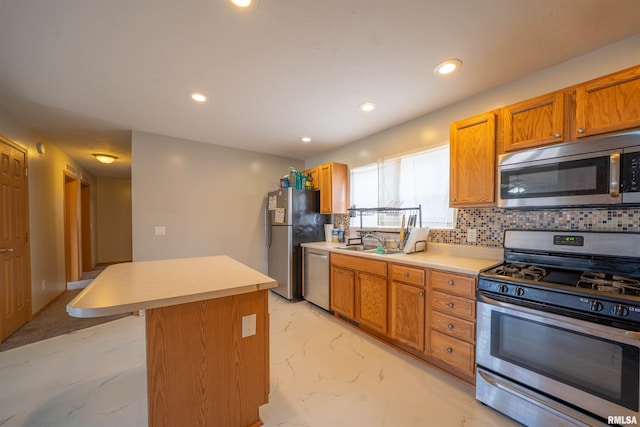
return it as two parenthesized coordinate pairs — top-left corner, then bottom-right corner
(334, 207), (640, 248)
(430, 207), (640, 247)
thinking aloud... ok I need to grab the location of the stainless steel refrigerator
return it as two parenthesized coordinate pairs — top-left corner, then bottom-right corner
(266, 188), (328, 301)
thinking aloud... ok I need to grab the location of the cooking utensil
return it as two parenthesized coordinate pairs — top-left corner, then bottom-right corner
(399, 214), (405, 243)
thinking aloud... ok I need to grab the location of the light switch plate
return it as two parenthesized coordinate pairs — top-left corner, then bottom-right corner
(242, 314), (257, 338)
(154, 226), (166, 236)
(467, 228), (477, 243)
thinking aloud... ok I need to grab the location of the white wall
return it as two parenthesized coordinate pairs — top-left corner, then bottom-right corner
(131, 131), (303, 273)
(305, 34), (640, 170)
(0, 107), (97, 314)
(96, 177), (132, 263)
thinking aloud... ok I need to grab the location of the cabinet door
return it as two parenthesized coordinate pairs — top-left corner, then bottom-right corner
(575, 66), (640, 137)
(330, 266), (356, 320)
(319, 163), (333, 214)
(390, 281), (425, 351)
(449, 112), (496, 207)
(502, 92), (565, 152)
(357, 273), (388, 334)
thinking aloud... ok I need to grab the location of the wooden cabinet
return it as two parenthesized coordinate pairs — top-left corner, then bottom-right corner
(330, 253), (388, 334)
(449, 112), (496, 207)
(389, 263), (426, 351)
(501, 91), (566, 153)
(330, 265), (356, 319)
(427, 270), (477, 381)
(574, 65), (640, 138)
(357, 273), (388, 334)
(318, 162), (348, 214)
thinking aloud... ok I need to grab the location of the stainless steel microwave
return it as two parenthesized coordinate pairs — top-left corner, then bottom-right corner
(498, 131), (640, 208)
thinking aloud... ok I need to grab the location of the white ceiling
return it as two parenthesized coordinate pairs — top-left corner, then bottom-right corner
(1, 0), (639, 179)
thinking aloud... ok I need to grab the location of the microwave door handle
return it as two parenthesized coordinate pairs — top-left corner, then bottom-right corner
(610, 150), (621, 198)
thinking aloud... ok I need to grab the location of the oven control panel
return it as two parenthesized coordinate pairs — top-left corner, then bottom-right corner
(479, 278), (640, 325)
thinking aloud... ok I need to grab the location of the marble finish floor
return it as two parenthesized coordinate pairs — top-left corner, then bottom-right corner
(0, 292), (519, 427)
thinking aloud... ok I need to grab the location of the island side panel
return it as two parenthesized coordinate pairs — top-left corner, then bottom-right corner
(145, 289), (269, 427)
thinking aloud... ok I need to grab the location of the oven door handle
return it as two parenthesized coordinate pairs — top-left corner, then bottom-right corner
(478, 293), (640, 342)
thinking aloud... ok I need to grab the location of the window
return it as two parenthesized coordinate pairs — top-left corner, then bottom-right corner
(349, 144), (456, 229)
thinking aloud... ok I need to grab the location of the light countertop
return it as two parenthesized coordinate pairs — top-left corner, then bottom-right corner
(302, 241), (503, 275)
(67, 256), (277, 318)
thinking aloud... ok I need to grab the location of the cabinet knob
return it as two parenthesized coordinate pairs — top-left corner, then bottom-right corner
(447, 323), (454, 329)
(404, 272), (409, 277)
(419, 292), (424, 297)
(446, 347), (453, 353)
(577, 128), (585, 134)
(554, 132), (561, 138)
(447, 280), (454, 286)
(448, 303), (454, 308)
(450, 198), (456, 202)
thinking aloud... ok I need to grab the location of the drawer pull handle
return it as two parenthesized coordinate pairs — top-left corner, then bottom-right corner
(404, 272), (409, 277)
(447, 323), (454, 329)
(447, 280), (454, 286)
(448, 303), (454, 308)
(446, 347), (453, 353)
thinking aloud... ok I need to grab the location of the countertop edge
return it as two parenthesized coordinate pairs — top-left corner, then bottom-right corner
(302, 241), (503, 275)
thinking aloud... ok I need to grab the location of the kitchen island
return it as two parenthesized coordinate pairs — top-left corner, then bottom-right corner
(67, 255), (277, 427)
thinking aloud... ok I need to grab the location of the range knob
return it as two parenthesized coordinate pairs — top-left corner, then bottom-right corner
(612, 304), (629, 317)
(515, 287), (525, 296)
(498, 284), (509, 294)
(589, 301), (603, 312)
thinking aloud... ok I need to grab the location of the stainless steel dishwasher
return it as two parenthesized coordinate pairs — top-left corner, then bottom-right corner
(302, 247), (330, 311)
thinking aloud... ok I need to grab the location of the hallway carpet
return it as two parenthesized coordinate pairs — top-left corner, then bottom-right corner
(0, 288), (131, 352)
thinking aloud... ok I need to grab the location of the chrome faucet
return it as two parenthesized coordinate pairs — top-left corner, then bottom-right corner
(362, 232), (385, 247)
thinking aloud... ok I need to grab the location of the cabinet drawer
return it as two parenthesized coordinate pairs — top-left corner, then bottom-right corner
(431, 290), (475, 320)
(331, 253), (387, 277)
(431, 270), (476, 298)
(429, 330), (475, 376)
(430, 311), (475, 343)
(390, 263), (425, 287)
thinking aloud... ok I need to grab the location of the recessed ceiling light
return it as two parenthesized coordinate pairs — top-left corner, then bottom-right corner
(359, 102), (376, 112)
(301, 137), (311, 143)
(93, 154), (117, 164)
(189, 92), (208, 103)
(229, 0), (259, 9)
(434, 59), (462, 76)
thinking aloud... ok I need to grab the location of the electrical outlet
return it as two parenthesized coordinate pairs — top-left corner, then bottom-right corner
(41, 280), (46, 290)
(467, 228), (477, 243)
(154, 226), (166, 236)
(242, 314), (257, 338)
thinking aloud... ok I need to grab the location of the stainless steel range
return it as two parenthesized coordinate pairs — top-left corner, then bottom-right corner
(476, 230), (640, 427)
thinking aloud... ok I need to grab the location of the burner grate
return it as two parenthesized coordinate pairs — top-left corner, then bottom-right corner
(576, 272), (640, 296)
(494, 263), (548, 281)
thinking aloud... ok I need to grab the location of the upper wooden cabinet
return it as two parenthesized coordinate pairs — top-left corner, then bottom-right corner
(574, 66), (640, 138)
(449, 112), (497, 208)
(318, 162), (348, 214)
(501, 91), (566, 152)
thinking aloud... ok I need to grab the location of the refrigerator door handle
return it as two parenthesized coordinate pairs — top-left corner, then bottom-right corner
(265, 205), (272, 248)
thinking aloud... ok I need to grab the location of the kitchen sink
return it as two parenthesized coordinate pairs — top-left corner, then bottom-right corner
(337, 245), (404, 255)
(337, 245), (378, 252)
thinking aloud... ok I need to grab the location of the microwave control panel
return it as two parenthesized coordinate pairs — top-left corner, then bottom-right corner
(622, 150), (640, 193)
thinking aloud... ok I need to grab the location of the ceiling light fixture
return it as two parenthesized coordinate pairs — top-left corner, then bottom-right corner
(229, 0), (259, 9)
(301, 137), (311, 143)
(434, 59), (462, 76)
(189, 92), (208, 103)
(93, 154), (117, 164)
(359, 102), (376, 112)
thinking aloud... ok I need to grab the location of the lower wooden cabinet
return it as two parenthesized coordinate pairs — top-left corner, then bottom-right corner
(426, 270), (477, 381)
(330, 265), (356, 320)
(329, 254), (478, 384)
(330, 253), (388, 334)
(358, 273), (388, 334)
(389, 263), (426, 351)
